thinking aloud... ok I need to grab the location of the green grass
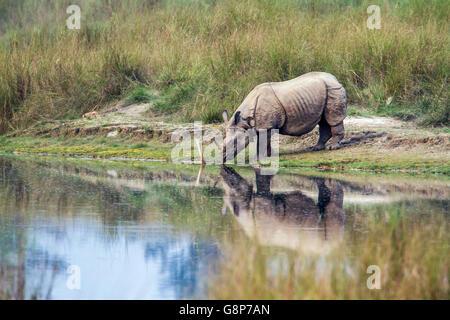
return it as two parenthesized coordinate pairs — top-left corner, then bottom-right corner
(0, 136), (172, 160)
(125, 87), (155, 105)
(0, 0), (448, 134)
(0, 135), (448, 174)
(280, 149), (450, 175)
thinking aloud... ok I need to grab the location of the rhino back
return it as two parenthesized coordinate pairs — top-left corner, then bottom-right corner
(240, 73), (344, 133)
(272, 77), (327, 135)
(297, 72), (340, 85)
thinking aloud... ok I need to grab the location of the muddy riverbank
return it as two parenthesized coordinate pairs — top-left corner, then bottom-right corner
(1, 103), (448, 174)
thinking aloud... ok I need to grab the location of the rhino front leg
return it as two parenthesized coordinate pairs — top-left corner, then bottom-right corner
(256, 130), (272, 159)
(312, 119), (332, 151)
(328, 122), (345, 150)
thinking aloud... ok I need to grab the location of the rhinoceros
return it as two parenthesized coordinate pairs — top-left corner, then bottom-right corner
(221, 72), (347, 161)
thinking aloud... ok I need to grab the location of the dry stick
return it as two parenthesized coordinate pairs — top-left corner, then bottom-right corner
(195, 138), (205, 186)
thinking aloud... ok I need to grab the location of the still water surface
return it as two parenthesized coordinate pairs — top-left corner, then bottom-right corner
(0, 155), (448, 299)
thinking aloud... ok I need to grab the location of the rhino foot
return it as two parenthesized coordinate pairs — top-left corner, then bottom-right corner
(311, 144), (326, 152)
(327, 143), (342, 150)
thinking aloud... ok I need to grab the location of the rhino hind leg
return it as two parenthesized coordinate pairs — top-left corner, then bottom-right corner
(312, 118), (332, 151)
(328, 122), (345, 150)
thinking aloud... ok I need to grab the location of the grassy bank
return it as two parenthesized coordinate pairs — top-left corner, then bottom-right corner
(0, 136), (173, 160)
(1, 135), (448, 174)
(0, 0), (448, 134)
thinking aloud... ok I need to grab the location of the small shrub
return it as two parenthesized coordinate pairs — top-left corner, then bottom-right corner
(126, 87), (154, 104)
(133, 142), (148, 149)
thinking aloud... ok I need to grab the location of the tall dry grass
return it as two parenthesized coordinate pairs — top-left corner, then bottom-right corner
(0, 0), (448, 133)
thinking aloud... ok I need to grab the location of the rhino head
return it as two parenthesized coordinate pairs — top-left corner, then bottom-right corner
(221, 110), (255, 163)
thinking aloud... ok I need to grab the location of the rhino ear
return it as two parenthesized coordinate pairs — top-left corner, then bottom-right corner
(222, 110), (229, 124)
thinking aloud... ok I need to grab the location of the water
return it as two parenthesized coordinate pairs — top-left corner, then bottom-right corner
(0, 155), (448, 299)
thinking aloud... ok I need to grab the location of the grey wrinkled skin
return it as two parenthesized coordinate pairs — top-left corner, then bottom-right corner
(222, 72), (347, 161)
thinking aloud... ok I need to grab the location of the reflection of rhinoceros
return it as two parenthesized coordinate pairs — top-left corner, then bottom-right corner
(222, 72), (347, 161)
(220, 166), (345, 252)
